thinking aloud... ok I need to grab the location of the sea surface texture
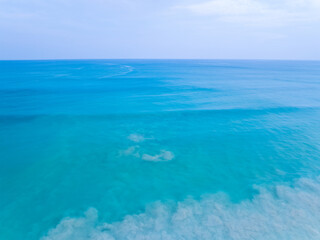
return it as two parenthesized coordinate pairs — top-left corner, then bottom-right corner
(1, 60), (320, 240)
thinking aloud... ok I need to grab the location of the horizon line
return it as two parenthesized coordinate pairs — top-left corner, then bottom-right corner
(1, 58), (320, 62)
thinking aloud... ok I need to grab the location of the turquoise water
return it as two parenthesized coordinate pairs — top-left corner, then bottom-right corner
(1, 60), (320, 239)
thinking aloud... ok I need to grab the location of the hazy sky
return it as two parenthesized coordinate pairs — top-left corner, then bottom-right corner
(1, 0), (320, 60)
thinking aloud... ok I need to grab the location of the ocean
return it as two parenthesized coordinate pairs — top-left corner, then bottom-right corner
(1, 60), (320, 239)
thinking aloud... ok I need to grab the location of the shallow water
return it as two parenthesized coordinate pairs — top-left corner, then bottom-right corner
(1, 60), (320, 239)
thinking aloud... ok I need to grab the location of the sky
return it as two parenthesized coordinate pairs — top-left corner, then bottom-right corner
(0, 0), (320, 60)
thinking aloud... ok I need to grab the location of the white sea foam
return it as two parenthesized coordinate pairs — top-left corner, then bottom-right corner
(42, 176), (320, 240)
(121, 146), (140, 158)
(123, 135), (173, 162)
(142, 150), (175, 162)
(127, 134), (145, 143)
(121, 146), (174, 162)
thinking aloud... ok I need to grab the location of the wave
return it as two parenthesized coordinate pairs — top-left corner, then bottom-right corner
(42, 176), (320, 240)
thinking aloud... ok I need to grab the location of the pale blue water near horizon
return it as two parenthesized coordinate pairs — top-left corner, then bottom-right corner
(1, 60), (320, 239)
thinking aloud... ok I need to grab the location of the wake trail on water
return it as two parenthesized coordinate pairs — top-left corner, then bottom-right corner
(99, 65), (134, 79)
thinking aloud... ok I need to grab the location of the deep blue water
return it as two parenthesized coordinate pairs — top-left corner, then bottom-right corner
(1, 60), (320, 240)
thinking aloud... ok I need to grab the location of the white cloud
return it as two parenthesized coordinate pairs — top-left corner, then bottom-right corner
(175, 0), (320, 26)
(183, 0), (266, 16)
